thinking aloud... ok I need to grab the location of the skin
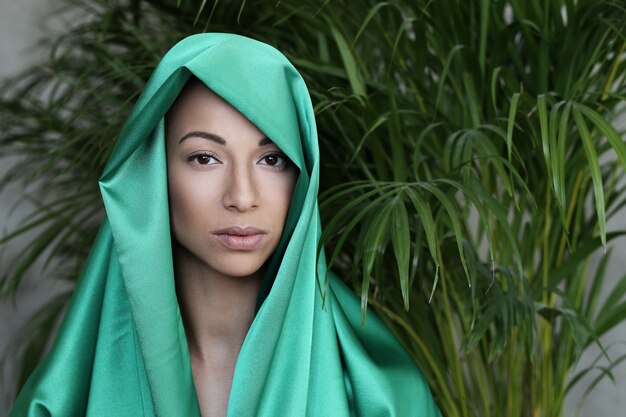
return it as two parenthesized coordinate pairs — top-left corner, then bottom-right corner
(165, 77), (298, 417)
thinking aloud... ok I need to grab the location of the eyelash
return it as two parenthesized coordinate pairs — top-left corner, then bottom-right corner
(258, 152), (289, 171)
(187, 152), (220, 165)
(186, 151), (289, 171)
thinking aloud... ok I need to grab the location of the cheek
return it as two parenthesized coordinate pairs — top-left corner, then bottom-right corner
(269, 170), (298, 220)
(168, 175), (191, 237)
(167, 167), (214, 235)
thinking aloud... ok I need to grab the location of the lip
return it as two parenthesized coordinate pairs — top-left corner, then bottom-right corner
(212, 226), (267, 251)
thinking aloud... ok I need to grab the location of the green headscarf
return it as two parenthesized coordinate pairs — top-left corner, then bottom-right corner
(11, 33), (440, 417)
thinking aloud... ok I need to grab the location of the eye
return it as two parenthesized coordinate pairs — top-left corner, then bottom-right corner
(258, 152), (289, 170)
(187, 152), (220, 165)
(263, 154), (280, 166)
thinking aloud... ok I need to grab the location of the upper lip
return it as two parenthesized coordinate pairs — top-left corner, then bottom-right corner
(212, 226), (267, 236)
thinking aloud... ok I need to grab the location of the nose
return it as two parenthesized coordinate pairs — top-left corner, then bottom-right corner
(222, 162), (258, 212)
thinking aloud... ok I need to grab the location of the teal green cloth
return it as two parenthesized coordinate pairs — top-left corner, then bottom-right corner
(11, 33), (441, 417)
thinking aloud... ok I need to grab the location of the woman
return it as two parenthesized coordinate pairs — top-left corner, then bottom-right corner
(11, 33), (441, 417)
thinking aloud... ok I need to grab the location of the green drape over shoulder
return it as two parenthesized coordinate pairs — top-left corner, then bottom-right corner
(11, 33), (441, 417)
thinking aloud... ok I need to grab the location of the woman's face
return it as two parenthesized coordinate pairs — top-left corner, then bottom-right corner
(165, 78), (298, 278)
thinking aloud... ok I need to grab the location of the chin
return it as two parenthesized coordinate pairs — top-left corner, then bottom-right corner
(172, 238), (272, 279)
(207, 241), (276, 279)
(201, 248), (269, 278)
(214, 261), (266, 279)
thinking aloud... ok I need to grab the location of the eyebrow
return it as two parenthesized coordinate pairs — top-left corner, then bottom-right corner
(178, 131), (225, 145)
(178, 131), (272, 146)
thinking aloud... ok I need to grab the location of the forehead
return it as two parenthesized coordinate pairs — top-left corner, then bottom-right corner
(165, 77), (266, 142)
(166, 78), (233, 125)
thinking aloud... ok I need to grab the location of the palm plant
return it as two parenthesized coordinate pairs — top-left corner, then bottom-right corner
(2, 0), (626, 416)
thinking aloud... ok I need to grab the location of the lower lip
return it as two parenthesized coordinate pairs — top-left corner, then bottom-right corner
(214, 234), (265, 250)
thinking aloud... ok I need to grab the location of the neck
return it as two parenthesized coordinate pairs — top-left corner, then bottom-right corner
(173, 243), (262, 363)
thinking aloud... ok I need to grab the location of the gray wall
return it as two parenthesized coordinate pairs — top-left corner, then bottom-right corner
(0, 0), (73, 413)
(1, 1), (625, 415)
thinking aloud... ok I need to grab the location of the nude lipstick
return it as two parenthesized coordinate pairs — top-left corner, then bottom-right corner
(212, 226), (267, 250)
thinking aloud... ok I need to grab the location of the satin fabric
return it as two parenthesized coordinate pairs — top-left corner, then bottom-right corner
(11, 33), (441, 417)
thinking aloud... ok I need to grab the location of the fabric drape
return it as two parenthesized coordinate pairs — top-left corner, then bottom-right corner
(11, 33), (441, 417)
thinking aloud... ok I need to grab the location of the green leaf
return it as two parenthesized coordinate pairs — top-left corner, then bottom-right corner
(352, 2), (390, 46)
(594, 273), (626, 338)
(329, 24), (366, 98)
(573, 104), (607, 249)
(577, 103), (626, 169)
(506, 92), (521, 167)
(193, 0), (209, 25)
(555, 102), (571, 218)
(537, 94), (550, 164)
(391, 196), (411, 310)
(346, 113), (389, 168)
(404, 188), (439, 267)
(360, 203), (393, 324)
(417, 182), (471, 287)
(436, 45), (465, 113)
(478, 0), (490, 73)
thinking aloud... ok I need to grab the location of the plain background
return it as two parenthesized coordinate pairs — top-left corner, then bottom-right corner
(1, 1), (625, 415)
